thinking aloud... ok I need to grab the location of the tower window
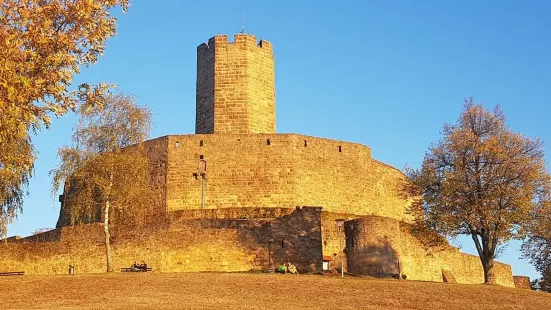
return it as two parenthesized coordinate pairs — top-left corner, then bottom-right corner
(199, 155), (204, 159)
(267, 139), (271, 146)
(199, 140), (204, 147)
(304, 140), (308, 147)
(338, 146), (342, 152)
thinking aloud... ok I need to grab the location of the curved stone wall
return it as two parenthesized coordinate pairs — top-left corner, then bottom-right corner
(161, 133), (412, 222)
(344, 216), (515, 287)
(57, 133), (412, 227)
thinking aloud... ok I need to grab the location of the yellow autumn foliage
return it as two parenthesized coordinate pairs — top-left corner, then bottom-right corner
(407, 97), (551, 284)
(0, 0), (129, 235)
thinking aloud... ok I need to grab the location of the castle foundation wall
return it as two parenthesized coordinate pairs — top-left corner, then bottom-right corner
(0, 207), (323, 275)
(343, 216), (515, 287)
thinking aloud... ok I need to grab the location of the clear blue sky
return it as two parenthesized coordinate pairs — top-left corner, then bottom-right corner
(9, 1), (551, 280)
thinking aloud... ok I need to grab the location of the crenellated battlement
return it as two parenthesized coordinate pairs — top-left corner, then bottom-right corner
(198, 34), (273, 53)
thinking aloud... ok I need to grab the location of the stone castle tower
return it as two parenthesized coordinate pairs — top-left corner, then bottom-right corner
(195, 34), (276, 134)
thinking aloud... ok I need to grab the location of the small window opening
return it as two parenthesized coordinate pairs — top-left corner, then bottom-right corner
(267, 139), (271, 146)
(304, 140), (308, 147)
(199, 140), (204, 147)
(281, 239), (285, 248)
(338, 146), (342, 152)
(199, 155), (204, 159)
(175, 141), (180, 148)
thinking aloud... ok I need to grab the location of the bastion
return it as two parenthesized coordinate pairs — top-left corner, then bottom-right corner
(0, 33), (522, 287)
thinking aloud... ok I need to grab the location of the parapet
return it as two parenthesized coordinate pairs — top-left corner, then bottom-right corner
(198, 34), (273, 52)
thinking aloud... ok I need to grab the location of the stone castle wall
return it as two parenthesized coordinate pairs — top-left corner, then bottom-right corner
(513, 276), (532, 289)
(344, 216), (515, 287)
(161, 134), (412, 222)
(144, 136), (170, 214)
(3, 208), (517, 288)
(56, 137), (170, 228)
(196, 34), (275, 134)
(56, 133), (411, 229)
(0, 207), (323, 275)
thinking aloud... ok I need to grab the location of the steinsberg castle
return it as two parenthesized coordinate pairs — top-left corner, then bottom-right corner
(0, 33), (528, 287)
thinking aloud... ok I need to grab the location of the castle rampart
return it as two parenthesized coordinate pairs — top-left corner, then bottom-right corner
(114, 133), (413, 223)
(1, 207), (323, 275)
(344, 216), (515, 287)
(1, 208), (516, 288)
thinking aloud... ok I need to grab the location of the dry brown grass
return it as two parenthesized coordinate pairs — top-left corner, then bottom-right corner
(1, 272), (550, 309)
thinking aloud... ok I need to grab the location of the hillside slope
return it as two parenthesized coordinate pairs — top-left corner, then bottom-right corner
(0, 272), (549, 309)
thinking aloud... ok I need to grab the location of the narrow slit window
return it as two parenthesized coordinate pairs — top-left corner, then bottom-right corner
(199, 140), (204, 146)
(304, 140), (308, 147)
(267, 139), (271, 146)
(338, 146), (342, 152)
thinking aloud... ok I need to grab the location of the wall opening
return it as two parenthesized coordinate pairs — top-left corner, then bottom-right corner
(199, 155), (204, 159)
(199, 140), (204, 147)
(338, 146), (342, 152)
(267, 139), (271, 146)
(175, 141), (180, 148)
(304, 140), (308, 147)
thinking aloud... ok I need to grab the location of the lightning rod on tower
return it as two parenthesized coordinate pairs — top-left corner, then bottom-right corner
(240, 0), (245, 33)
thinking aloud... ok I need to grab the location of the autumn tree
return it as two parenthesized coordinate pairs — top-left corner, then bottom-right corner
(0, 0), (129, 236)
(522, 194), (551, 292)
(50, 93), (153, 272)
(407, 98), (551, 284)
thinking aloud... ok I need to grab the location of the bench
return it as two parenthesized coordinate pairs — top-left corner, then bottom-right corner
(0, 271), (24, 276)
(121, 267), (152, 272)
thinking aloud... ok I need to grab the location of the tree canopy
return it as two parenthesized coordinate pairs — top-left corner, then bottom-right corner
(0, 0), (129, 235)
(407, 98), (551, 284)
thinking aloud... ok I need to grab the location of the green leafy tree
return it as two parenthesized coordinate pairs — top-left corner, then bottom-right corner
(407, 98), (551, 284)
(0, 0), (129, 237)
(51, 93), (153, 272)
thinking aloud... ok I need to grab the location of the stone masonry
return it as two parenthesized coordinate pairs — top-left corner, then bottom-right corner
(196, 34), (275, 134)
(1, 207), (322, 275)
(344, 216), (515, 287)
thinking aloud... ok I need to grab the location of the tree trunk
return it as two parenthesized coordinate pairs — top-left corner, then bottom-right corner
(482, 257), (496, 285)
(471, 232), (497, 285)
(104, 161), (115, 273)
(104, 199), (113, 272)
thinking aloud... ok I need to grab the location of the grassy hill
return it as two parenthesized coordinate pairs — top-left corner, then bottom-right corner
(1, 272), (550, 309)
